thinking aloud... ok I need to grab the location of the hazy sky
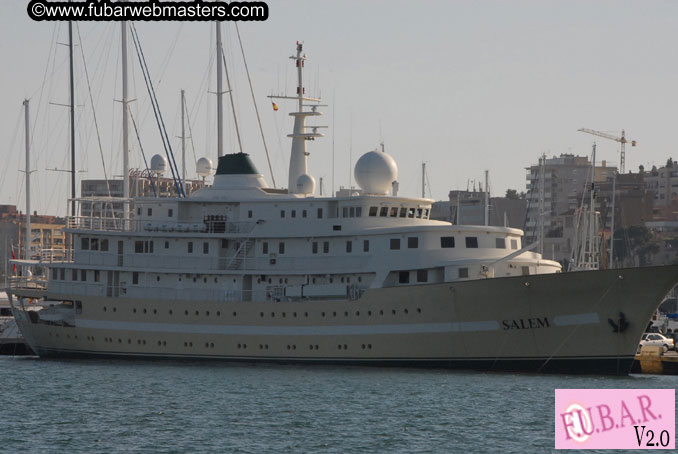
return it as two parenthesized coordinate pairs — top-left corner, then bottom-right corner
(2, 0), (678, 216)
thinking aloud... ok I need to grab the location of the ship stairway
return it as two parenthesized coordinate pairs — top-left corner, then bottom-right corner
(226, 239), (254, 270)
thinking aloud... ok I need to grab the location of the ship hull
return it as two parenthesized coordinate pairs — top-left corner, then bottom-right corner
(12, 265), (678, 375)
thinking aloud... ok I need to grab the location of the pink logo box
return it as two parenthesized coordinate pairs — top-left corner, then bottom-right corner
(555, 389), (675, 449)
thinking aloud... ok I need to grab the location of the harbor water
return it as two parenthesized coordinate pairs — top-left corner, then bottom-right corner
(1, 357), (676, 453)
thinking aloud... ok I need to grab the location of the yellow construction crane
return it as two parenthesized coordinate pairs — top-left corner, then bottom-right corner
(577, 128), (637, 174)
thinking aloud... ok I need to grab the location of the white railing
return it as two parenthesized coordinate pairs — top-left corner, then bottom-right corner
(68, 215), (256, 235)
(9, 276), (48, 291)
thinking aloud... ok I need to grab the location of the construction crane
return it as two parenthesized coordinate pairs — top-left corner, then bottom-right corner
(577, 128), (637, 174)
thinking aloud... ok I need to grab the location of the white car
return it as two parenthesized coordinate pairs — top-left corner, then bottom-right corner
(639, 333), (674, 352)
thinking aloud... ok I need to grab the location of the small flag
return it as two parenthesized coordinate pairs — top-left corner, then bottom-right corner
(272, 102), (279, 111)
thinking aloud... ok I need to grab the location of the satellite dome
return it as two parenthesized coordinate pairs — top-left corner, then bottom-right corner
(296, 173), (316, 194)
(354, 150), (398, 195)
(150, 154), (168, 175)
(196, 157), (214, 178)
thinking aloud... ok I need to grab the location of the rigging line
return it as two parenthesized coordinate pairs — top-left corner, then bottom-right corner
(183, 93), (199, 177)
(128, 108), (157, 197)
(234, 23), (276, 188)
(0, 108), (25, 199)
(130, 24), (184, 197)
(76, 22), (111, 198)
(220, 47), (244, 154)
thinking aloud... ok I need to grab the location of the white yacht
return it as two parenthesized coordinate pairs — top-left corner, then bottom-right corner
(9, 42), (678, 375)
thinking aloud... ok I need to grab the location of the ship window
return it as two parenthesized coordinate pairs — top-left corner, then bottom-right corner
(369, 207), (378, 216)
(441, 236), (455, 248)
(323, 241), (330, 253)
(248, 210), (253, 218)
(279, 242), (285, 254)
(292, 210), (296, 218)
(312, 242), (318, 254)
(511, 239), (518, 249)
(356, 207), (362, 217)
(333, 225), (342, 231)
(188, 242), (193, 253)
(416, 208), (423, 218)
(408, 237), (419, 249)
(91, 238), (99, 251)
(137, 208), (141, 216)
(81, 237), (89, 250)
(148, 208), (152, 216)
(350, 207), (355, 217)
(408, 208), (415, 218)
(135, 241), (144, 253)
(390, 238), (401, 250)
(342, 207), (348, 218)
(417, 269), (428, 283)
(399, 271), (410, 284)
(317, 208), (323, 219)
(263, 242), (269, 254)
(496, 238), (506, 249)
(60, 268), (65, 280)
(399, 208), (407, 218)
(81, 270), (87, 282)
(222, 239), (228, 249)
(280, 210), (285, 218)
(168, 209), (173, 217)
(133, 272), (139, 285)
(379, 207), (388, 217)
(101, 239), (109, 251)
(346, 241), (352, 253)
(303, 210), (307, 218)
(465, 237), (478, 248)
(203, 242), (209, 254)
(390, 207), (398, 217)
(424, 208), (430, 218)
(52, 268), (58, 280)
(94, 270), (100, 282)
(72, 269), (78, 281)
(165, 241), (169, 249)
(458, 268), (469, 278)
(363, 240), (369, 252)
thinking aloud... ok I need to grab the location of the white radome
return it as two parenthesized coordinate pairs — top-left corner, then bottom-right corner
(196, 157), (214, 178)
(296, 173), (316, 194)
(354, 150), (398, 195)
(150, 154), (168, 175)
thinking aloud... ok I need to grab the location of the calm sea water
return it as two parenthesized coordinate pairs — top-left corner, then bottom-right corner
(0, 357), (675, 453)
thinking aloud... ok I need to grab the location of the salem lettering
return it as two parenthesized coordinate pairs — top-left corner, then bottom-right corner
(502, 317), (550, 330)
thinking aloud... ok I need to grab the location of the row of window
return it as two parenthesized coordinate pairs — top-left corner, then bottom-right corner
(52, 268), (101, 283)
(368, 206), (430, 219)
(80, 237), (109, 251)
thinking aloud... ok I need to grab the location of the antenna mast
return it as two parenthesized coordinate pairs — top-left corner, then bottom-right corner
(216, 22), (224, 158)
(121, 21), (130, 220)
(269, 42), (325, 193)
(69, 21), (76, 217)
(23, 100), (31, 260)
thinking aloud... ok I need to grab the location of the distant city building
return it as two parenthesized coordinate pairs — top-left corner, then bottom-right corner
(431, 190), (527, 229)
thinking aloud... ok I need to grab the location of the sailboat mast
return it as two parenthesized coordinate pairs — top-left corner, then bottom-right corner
(484, 169), (489, 226)
(121, 21), (130, 220)
(181, 89), (186, 181)
(69, 21), (76, 217)
(216, 22), (224, 158)
(23, 99), (31, 260)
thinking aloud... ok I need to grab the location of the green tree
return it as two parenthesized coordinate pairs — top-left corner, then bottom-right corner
(505, 189), (519, 199)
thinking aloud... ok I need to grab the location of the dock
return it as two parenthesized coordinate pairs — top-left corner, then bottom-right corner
(632, 347), (678, 374)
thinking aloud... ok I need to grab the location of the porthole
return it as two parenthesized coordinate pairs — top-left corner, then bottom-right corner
(185, 310), (189, 315)
(133, 308), (137, 313)
(315, 345), (319, 350)
(362, 344), (366, 349)
(205, 343), (209, 348)
(368, 310), (372, 316)
(238, 343), (242, 349)
(217, 311), (221, 316)
(158, 341), (162, 346)
(392, 309), (396, 315)
(206, 311), (210, 316)
(293, 312), (297, 318)
(287, 345), (291, 350)
(163, 341), (167, 346)
(333, 311), (337, 317)
(259, 344), (263, 349)
(143, 309), (147, 314)
(344, 311), (348, 317)
(169, 310), (173, 315)
(189, 342), (192, 347)
(113, 307), (117, 312)
(103, 306), (107, 312)
(243, 344), (247, 349)
(355, 311), (360, 316)
(404, 309), (409, 314)
(184, 342), (188, 347)
(153, 309), (157, 314)
(368, 344), (372, 349)
(138, 340), (142, 345)
(195, 310), (199, 316)
(157, 276), (160, 282)
(203, 278), (207, 283)
(265, 344), (269, 349)
(128, 339), (131, 344)
(292, 345), (296, 350)
(304, 312), (308, 317)
(321, 312), (326, 317)
(417, 308), (422, 313)
(380, 310), (384, 315)
(271, 312), (275, 317)
(143, 340), (146, 345)
(282, 312), (286, 318)
(118, 339), (122, 343)
(210, 343), (214, 348)
(214, 278), (218, 283)
(260, 312), (264, 318)
(343, 344), (348, 349)
(337, 344), (342, 350)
